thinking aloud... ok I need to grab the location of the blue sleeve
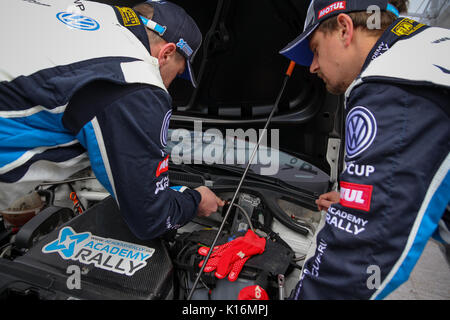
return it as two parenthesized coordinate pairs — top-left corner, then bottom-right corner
(71, 84), (201, 240)
(293, 82), (450, 300)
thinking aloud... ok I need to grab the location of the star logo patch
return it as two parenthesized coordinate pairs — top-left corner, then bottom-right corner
(42, 227), (90, 258)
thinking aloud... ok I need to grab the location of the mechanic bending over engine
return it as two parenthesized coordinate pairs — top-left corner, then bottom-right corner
(0, 0), (224, 239)
(280, 0), (450, 299)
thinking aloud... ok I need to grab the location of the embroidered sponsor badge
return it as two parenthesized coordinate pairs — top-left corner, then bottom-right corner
(115, 6), (141, 26)
(345, 106), (377, 159)
(160, 110), (172, 147)
(391, 18), (425, 37)
(345, 163), (375, 177)
(155, 176), (169, 195)
(339, 181), (373, 212)
(42, 227), (155, 276)
(156, 155), (169, 177)
(318, 1), (346, 19)
(371, 42), (389, 61)
(56, 12), (100, 31)
(176, 38), (194, 57)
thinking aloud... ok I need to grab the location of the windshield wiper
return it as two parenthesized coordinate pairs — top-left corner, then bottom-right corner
(170, 161), (308, 193)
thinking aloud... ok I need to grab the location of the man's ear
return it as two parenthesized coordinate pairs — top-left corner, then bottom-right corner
(157, 42), (177, 66)
(336, 13), (354, 47)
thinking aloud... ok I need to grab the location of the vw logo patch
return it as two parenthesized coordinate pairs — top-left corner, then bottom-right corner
(56, 12), (100, 31)
(345, 106), (377, 158)
(160, 109), (172, 147)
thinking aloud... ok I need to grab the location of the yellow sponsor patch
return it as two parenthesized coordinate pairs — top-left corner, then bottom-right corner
(391, 18), (425, 37)
(115, 6), (141, 27)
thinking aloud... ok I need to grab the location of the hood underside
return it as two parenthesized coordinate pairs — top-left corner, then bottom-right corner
(94, 0), (343, 174)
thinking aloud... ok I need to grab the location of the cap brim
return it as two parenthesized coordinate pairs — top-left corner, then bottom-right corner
(178, 60), (197, 88)
(279, 23), (318, 67)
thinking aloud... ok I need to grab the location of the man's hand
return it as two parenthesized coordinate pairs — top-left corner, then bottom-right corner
(315, 191), (340, 211)
(195, 186), (225, 217)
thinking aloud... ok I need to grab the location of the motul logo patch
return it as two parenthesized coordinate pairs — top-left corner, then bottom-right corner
(339, 181), (372, 212)
(318, 1), (346, 19)
(156, 155), (169, 177)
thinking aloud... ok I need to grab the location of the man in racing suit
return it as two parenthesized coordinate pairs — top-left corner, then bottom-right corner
(0, 0), (224, 239)
(280, 0), (449, 299)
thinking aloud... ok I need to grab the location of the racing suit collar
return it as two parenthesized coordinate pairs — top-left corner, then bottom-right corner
(112, 6), (151, 55)
(360, 17), (429, 74)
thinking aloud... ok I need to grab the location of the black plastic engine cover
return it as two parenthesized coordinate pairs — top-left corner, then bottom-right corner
(14, 197), (173, 300)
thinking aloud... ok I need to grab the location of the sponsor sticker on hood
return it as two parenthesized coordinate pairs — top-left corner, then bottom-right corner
(42, 227), (155, 276)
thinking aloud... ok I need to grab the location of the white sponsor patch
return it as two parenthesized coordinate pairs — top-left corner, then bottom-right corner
(155, 176), (169, 194)
(42, 227), (155, 276)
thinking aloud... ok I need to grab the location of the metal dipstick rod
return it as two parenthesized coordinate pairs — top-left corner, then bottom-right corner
(187, 61), (296, 300)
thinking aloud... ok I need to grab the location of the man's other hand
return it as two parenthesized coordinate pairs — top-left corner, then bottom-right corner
(195, 186), (225, 217)
(315, 191), (340, 211)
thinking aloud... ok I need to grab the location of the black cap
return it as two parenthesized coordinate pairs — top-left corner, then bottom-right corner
(279, 0), (400, 66)
(140, 0), (202, 87)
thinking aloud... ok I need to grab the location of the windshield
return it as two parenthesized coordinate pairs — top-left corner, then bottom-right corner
(165, 128), (330, 194)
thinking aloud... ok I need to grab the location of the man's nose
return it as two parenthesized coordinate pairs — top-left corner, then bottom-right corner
(309, 55), (319, 74)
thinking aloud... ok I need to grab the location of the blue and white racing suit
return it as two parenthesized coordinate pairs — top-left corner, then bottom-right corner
(293, 18), (450, 299)
(0, 0), (201, 239)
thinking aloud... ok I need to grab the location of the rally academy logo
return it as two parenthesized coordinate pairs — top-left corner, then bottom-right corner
(345, 106), (377, 159)
(42, 227), (155, 276)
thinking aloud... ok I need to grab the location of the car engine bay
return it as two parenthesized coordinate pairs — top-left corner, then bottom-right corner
(0, 168), (324, 300)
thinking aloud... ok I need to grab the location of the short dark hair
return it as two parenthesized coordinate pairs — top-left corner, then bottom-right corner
(318, 0), (409, 37)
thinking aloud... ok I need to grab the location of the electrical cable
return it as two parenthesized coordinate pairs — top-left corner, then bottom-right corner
(187, 61), (296, 300)
(230, 202), (255, 233)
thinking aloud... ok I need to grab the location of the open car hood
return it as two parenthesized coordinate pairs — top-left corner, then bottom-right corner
(96, 0), (344, 177)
